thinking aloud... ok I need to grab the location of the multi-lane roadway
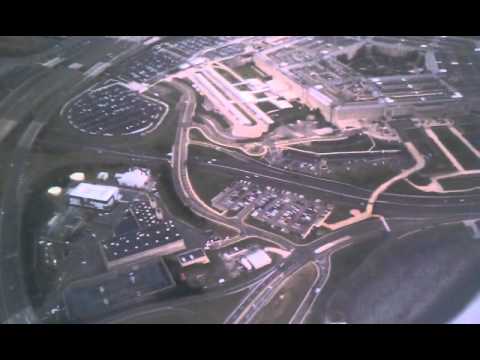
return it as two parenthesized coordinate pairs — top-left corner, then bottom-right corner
(0, 37), (155, 323)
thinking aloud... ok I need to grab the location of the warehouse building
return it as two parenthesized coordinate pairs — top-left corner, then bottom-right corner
(66, 183), (120, 211)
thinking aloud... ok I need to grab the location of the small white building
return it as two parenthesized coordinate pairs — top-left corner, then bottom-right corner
(69, 172), (85, 182)
(245, 249), (272, 270)
(97, 172), (109, 181)
(67, 183), (120, 211)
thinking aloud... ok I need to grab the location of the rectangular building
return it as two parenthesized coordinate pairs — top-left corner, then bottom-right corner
(67, 183), (120, 211)
(177, 248), (210, 267)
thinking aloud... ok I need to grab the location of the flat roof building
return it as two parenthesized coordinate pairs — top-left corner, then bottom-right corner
(253, 36), (471, 129)
(244, 249), (272, 270)
(67, 183), (120, 211)
(177, 248), (210, 267)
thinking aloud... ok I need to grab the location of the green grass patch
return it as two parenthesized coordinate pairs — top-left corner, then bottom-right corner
(233, 63), (269, 80)
(187, 162), (236, 206)
(439, 174), (480, 191)
(256, 101), (278, 113)
(433, 127), (480, 170)
(213, 67), (239, 84)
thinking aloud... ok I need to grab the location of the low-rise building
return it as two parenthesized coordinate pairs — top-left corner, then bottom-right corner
(244, 249), (272, 270)
(177, 248), (210, 267)
(67, 183), (120, 211)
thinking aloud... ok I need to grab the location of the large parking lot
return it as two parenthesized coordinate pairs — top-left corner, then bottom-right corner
(114, 46), (183, 83)
(65, 80), (167, 136)
(212, 178), (332, 239)
(204, 43), (246, 60)
(163, 36), (238, 58)
(102, 200), (184, 265)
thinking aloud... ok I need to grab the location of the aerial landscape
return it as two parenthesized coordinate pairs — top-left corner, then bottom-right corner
(1, 35), (480, 324)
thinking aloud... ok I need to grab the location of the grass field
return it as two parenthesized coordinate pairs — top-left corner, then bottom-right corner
(333, 164), (401, 190)
(324, 205), (355, 224)
(388, 179), (434, 195)
(213, 67), (239, 84)
(256, 101), (278, 113)
(154, 163), (214, 230)
(432, 127), (480, 170)
(233, 62), (269, 80)
(252, 262), (318, 324)
(439, 174), (480, 191)
(187, 162), (236, 207)
(405, 128), (455, 176)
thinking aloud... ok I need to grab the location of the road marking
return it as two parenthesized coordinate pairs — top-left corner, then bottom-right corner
(314, 236), (351, 254)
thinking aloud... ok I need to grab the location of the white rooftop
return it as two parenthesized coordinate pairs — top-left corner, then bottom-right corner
(245, 249), (272, 270)
(67, 183), (119, 202)
(115, 168), (151, 189)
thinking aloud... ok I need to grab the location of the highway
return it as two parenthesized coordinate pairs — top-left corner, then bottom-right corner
(162, 77), (480, 324)
(192, 158), (480, 217)
(223, 219), (384, 324)
(169, 80), (300, 249)
(289, 258), (329, 324)
(188, 128), (480, 209)
(0, 37), (151, 323)
(1, 37), (480, 324)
